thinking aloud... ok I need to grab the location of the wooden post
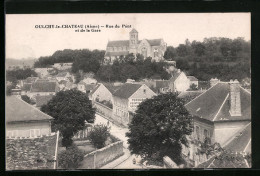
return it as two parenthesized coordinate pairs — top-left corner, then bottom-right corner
(54, 131), (59, 169)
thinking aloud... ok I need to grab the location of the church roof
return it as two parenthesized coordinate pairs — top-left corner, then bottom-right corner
(107, 40), (129, 47)
(147, 39), (162, 46)
(130, 28), (138, 33)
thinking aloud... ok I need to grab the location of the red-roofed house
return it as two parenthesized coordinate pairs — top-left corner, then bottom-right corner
(112, 83), (156, 126)
(6, 96), (53, 138)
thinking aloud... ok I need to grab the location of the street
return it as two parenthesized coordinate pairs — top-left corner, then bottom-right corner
(95, 114), (144, 169)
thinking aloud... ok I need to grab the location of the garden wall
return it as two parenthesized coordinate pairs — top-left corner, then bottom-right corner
(6, 134), (57, 170)
(94, 102), (113, 119)
(79, 140), (124, 169)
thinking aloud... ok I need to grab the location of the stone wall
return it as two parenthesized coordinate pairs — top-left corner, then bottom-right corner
(94, 102), (113, 119)
(79, 140), (124, 169)
(6, 134), (57, 170)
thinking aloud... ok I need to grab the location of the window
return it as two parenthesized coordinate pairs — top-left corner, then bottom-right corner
(204, 129), (208, 139)
(30, 129), (40, 138)
(143, 89), (146, 94)
(195, 126), (200, 140)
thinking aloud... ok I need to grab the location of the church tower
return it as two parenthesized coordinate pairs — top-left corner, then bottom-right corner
(129, 28), (138, 54)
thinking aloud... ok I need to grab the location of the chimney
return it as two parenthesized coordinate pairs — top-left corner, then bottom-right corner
(177, 69), (180, 73)
(229, 79), (242, 116)
(210, 78), (219, 87)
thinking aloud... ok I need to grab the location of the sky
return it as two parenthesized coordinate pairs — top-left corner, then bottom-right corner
(6, 13), (250, 60)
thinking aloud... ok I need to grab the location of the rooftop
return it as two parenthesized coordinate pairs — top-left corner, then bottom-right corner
(31, 81), (58, 93)
(113, 83), (142, 99)
(187, 76), (198, 81)
(6, 96), (53, 123)
(35, 95), (54, 107)
(185, 82), (251, 122)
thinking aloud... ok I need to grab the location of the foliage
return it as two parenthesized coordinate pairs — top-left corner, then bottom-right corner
(21, 95), (35, 105)
(58, 144), (84, 169)
(34, 49), (105, 74)
(89, 124), (110, 149)
(189, 83), (198, 91)
(214, 150), (251, 168)
(97, 54), (171, 82)
(6, 68), (37, 83)
(165, 37), (250, 81)
(126, 93), (193, 165)
(41, 89), (96, 148)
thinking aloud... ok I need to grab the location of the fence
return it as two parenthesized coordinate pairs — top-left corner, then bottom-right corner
(79, 140), (124, 169)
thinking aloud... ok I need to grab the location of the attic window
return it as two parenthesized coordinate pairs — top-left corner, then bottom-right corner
(143, 89), (146, 94)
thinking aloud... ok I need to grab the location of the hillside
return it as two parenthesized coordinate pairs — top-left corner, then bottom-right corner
(6, 58), (36, 68)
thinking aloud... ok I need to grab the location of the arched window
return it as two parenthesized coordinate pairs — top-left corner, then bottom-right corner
(142, 47), (147, 58)
(204, 129), (208, 139)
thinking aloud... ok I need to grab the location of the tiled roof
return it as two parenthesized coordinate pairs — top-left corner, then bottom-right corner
(224, 123), (251, 153)
(89, 84), (101, 96)
(36, 95), (54, 107)
(113, 83), (142, 99)
(21, 83), (32, 91)
(107, 40), (129, 47)
(6, 96), (53, 122)
(103, 83), (122, 94)
(187, 76), (198, 81)
(185, 82), (251, 122)
(147, 39), (162, 46)
(85, 84), (96, 91)
(31, 81), (58, 92)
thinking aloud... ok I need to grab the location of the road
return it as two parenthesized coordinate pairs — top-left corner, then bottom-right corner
(95, 114), (144, 169)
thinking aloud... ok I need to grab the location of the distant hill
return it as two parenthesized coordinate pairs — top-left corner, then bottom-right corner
(6, 58), (36, 69)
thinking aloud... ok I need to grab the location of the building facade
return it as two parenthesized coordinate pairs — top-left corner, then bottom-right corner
(112, 83), (156, 126)
(105, 28), (167, 63)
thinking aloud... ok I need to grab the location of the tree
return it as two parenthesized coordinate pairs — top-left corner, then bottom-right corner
(21, 95), (35, 105)
(41, 89), (96, 148)
(89, 124), (110, 149)
(189, 83), (198, 90)
(58, 144), (84, 169)
(126, 93), (193, 165)
(164, 46), (176, 60)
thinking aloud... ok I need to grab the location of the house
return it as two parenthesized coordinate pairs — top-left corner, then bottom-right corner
(34, 67), (53, 78)
(55, 72), (72, 82)
(210, 78), (220, 87)
(82, 77), (97, 85)
(77, 81), (96, 94)
(187, 76), (199, 88)
(169, 69), (190, 93)
(30, 80), (59, 100)
(185, 80), (251, 146)
(21, 83), (32, 96)
(53, 63), (73, 70)
(104, 28), (167, 63)
(21, 77), (38, 87)
(35, 94), (54, 107)
(112, 83), (156, 126)
(6, 96), (53, 138)
(89, 83), (121, 103)
(58, 80), (68, 90)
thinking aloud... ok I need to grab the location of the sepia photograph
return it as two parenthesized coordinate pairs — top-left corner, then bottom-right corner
(5, 13), (251, 170)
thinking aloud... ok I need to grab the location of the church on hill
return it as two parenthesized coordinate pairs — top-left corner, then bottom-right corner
(104, 28), (167, 63)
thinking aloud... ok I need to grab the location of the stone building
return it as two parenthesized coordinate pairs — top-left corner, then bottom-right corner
(112, 83), (156, 126)
(104, 28), (167, 63)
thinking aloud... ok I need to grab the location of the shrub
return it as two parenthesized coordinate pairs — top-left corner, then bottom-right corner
(89, 124), (110, 149)
(58, 144), (84, 169)
(21, 95), (35, 104)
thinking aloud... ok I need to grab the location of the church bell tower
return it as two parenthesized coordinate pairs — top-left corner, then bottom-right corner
(129, 28), (138, 54)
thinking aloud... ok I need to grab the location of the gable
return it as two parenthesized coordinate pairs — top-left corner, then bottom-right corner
(130, 84), (156, 99)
